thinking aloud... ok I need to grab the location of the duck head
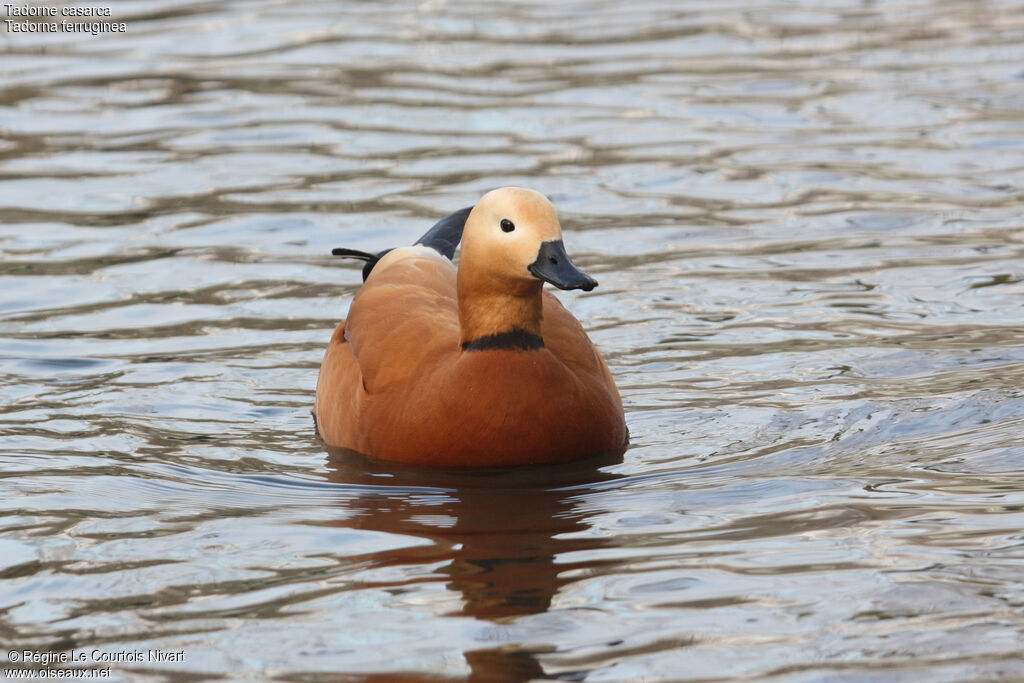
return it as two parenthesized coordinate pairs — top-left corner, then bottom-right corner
(457, 188), (597, 348)
(460, 187), (597, 293)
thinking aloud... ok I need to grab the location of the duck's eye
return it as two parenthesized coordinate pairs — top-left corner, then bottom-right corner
(500, 218), (515, 233)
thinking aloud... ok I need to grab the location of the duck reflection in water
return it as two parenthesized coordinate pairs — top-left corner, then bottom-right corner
(322, 445), (624, 681)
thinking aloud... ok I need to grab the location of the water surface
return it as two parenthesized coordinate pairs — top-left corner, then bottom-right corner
(2, 0), (1024, 680)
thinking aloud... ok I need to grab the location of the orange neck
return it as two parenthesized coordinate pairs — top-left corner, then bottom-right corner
(457, 269), (543, 347)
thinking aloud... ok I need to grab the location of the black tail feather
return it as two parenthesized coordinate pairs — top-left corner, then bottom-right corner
(331, 247), (392, 281)
(331, 205), (474, 282)
(331, 247), (377, 260)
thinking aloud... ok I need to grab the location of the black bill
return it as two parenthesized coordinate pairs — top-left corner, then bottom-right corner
(527, 239), (598, 291)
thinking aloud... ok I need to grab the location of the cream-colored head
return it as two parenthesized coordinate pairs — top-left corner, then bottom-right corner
(455, 187), (597, 346)
(459, 187), (596, 295)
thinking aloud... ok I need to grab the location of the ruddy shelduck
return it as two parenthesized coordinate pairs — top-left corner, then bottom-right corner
(314, 187), (627, 466)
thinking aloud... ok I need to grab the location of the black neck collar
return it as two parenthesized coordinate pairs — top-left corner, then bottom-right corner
(462, 329), (544, 352)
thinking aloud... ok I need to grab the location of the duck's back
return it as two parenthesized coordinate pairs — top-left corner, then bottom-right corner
(314, 247), (458, 450)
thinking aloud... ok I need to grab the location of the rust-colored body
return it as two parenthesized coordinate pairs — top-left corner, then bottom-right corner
(314, 248), (626, 466)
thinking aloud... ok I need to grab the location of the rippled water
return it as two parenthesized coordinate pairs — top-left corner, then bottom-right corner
(2, 0), (1024, 680)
